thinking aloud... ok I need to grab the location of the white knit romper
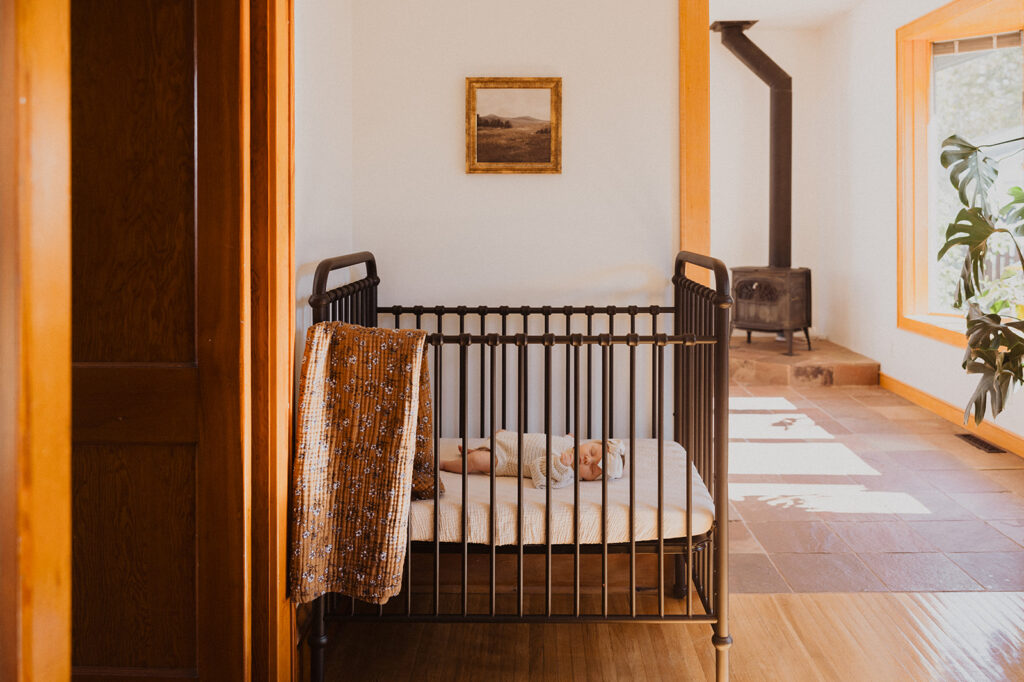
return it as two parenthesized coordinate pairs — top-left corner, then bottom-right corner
(487, 431), (575, 490)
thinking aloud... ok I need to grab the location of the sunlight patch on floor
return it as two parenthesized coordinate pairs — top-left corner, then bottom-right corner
(729, 413), (835, 440)
(730, 482), (931, 515)
(730, 442), (881, 476)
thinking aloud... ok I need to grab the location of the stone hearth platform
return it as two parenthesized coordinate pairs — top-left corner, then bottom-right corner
(730, 333), (879, 387)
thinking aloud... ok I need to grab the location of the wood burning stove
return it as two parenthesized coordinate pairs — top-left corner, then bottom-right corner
(732, 267), (811, 355)
(712, 20), (812, 355)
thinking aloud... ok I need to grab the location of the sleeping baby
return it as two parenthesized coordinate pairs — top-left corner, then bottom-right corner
(439, 430), (625, 489)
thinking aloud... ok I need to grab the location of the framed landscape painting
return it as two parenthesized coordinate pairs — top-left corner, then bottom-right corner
(466, 77), (562, 174)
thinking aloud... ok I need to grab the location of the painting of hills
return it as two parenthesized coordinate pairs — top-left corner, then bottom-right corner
(475, 88), (552, 163)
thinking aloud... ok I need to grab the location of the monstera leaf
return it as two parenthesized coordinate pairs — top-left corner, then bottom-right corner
(940, 135), (999, 209)
(962, 303), (1024, 424)
(939, 208), (995, 306)
(1003, 187), (1024, 234)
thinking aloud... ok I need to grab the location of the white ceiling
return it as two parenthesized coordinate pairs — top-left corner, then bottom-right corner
(710, 0), (862, 29)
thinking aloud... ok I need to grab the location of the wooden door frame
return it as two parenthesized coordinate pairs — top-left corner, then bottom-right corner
(680, 0), (711, 282)
(251, 0), (295, 678)
(195, 1), (253, 679)
(0, 0), (72, 679)
(251, 4), (700, 677)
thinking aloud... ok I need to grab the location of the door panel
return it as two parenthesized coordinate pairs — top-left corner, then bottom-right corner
(71, 445), (197, 670)
(70, 0), (249, 679)
(70, 0), (195, 364)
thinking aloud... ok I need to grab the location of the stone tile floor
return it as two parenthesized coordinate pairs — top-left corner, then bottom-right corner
(728, 383), (1024, 593)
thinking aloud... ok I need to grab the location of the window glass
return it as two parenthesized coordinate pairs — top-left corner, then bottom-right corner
(928, 37), (1023, 315)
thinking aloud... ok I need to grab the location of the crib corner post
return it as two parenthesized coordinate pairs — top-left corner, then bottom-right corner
(710, 255), (732, 682)
(713, 630), (732, 682)
(310, 596), (327, 682)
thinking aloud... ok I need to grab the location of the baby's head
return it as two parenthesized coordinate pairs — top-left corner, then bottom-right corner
(561, 439), (625, 481)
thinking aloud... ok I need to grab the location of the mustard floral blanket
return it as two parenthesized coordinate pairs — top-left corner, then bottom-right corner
(289, 322), (435, 605)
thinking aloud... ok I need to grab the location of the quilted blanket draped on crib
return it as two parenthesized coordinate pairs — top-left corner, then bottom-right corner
(289, 322), (432, 605)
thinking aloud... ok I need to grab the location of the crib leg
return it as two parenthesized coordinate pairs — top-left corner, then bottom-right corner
(672, 554), (687, 599)
(713, 630), (732, 682)
(310, 596), (327, 682)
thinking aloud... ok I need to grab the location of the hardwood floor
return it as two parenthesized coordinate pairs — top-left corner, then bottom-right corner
(322, 592), (1024, 681)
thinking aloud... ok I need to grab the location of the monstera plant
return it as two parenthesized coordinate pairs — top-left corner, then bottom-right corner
(938, 134), (1024, 424)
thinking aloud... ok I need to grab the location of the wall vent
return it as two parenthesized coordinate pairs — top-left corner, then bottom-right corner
(955, 433), (1005, 453)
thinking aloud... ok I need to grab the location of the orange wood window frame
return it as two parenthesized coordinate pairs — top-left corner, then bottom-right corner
(896, 0), (1024, 347)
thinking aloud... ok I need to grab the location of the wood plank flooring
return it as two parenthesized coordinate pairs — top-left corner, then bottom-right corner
(320, 592), (1024, 681)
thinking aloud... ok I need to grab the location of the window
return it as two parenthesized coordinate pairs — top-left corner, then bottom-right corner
(897, 0), (1024, 346)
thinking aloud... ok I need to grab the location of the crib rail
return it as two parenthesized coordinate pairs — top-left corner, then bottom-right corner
(308, 250), (378, 326)
(302, 251), (732, 681)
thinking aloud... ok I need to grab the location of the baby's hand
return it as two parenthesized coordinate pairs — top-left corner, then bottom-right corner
(559, 447), (574, 466)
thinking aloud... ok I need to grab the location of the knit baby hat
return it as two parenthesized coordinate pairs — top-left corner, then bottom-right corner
(597, 439), (625, 480)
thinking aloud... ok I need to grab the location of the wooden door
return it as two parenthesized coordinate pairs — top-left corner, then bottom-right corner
(70, 1), (250, 679)
(0, 1), (72, 679)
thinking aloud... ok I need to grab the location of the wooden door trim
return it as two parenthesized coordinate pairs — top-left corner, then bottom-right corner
(250, 0), (295, 678)
(0, 0), (72, 679)
(196, 1), (252, 679)
(679, 0), (711, 283)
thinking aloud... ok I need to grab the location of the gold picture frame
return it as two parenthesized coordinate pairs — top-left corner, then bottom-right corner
(466, 77), (562, 174)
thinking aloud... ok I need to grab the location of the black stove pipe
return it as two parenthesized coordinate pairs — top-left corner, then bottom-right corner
(711, 20), (792, 269)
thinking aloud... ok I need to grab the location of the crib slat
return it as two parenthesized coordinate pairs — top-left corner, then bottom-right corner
(460, 339), (468, 618)
(657, 341), (665, 619)
(544, 339), (552, 619)
(651, 310), (659, 439)
(564, 310), (572, 433)
(517, 340), (526, 618)
(607, 308), (615, 438)
(686, 347), (694, 616)
(522, 311), (529, 433)
(501, 312), (508, 430)
(601, 342), (609, 619)
(573, 342), (581, 618)
(687, 290), (696, 616)
(586, 310), (593, 439)
(479, 311), (486, 435)
(629, 341), (636, 618)
(489, 341), (497, 617)
(433, 341), (441, 617)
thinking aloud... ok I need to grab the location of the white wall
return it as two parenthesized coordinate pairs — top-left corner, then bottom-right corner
(294, 0), (355, 374)
(709, 25), (830, 334)
(817, 0), (1024, 436)
(349, 0), (679, 307)
(295, 1), (680, 436)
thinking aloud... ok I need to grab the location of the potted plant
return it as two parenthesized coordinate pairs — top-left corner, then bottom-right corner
(938, 133), (1024, 423)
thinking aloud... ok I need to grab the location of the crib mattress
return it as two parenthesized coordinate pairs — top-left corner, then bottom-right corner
(409, 438), (715, 545)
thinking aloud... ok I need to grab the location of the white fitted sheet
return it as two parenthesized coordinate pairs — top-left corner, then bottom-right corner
(409, 438), (715, 545)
